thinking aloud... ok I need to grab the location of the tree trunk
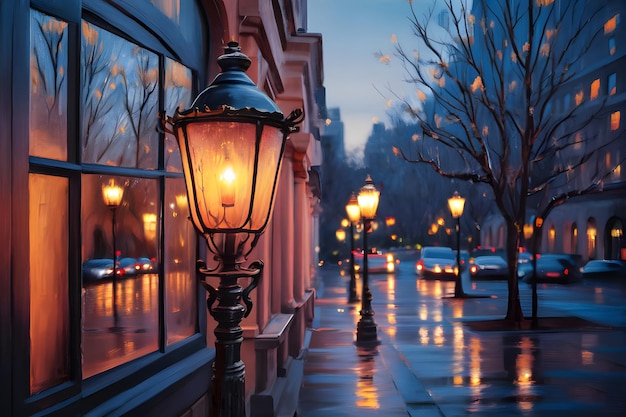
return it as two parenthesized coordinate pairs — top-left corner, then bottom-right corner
(504, 220), (524, 324)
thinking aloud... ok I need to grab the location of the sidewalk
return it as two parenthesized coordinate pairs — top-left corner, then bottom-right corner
(296, 265), (626, 417)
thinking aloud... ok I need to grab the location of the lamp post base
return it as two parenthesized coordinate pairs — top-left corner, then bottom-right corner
(356, 314), (379, 345)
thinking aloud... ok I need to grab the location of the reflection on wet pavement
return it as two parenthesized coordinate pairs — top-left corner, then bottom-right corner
(299, 262), (626, 416)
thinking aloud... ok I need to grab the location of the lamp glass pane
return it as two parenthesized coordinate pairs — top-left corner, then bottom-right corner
(185, 121), (256, 230)
(250, 126), (284, 230)
(357, 190), (379, 219)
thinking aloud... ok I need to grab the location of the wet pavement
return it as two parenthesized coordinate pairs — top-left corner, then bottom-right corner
(296, 254), (626, 416)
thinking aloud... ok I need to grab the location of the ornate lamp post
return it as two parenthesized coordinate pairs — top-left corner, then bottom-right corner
(169, 41), (302, 417)
(102, 179), (124, 326)
(345, 193), (361, 303)
(448, 192), (466, 298)
(355, 176), (380, 345)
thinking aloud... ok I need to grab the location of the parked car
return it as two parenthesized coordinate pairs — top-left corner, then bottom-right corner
(581, 259), (626, 279)
(470, 247), (504, 263)
(470, 255), (509, 279)
(416, 246), (456, 280)
(353, 250), (396, 274)
(82, 258), (124, 282)
(454, 250), (470, 271)
(520, 254), (581, 284)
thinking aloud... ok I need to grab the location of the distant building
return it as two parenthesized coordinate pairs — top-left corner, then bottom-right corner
(478, 0), (626, 260)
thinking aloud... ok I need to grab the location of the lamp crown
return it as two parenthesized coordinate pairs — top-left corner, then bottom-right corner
(217, 41), (252, 72)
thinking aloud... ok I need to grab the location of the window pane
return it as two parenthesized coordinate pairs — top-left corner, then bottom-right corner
(29, 174), (70, 394)
(164, 59), (192, 172)
(165, 178), (197, 345)
(81, 22), (159, 169)
(29, 10), (68, 160)
(81, 175), (159, 378)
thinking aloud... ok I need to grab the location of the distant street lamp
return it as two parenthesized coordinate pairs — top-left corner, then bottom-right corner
(448, 192), (466, 298)
(102, 178), (124, 327)
(355, 175), (380, 345)
(336, 228), (346, 242)
(525, 217), (543, 328)
(346, 193), (361, 303)
(169, 41), (302, 417)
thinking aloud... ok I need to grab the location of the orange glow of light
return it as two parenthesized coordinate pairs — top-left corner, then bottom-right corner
(611, 111), (620, 131)
(604, 14), (619, 34)
(575, 90), (584, 106)
(590, 79), (600, 100)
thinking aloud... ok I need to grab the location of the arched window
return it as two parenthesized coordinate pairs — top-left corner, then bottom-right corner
(548, 224), (556, 252)
(571, 223), (578, 254)
(607, 218), (624, 260)
(587, 218), (597, 260)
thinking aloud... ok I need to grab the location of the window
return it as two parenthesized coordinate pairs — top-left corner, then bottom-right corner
(587, 218), (597, 259)
(27, 0), (202, 399)
(608, 73), (617, 96)
(571, 223), (578, 254)
(604, 14), (620, 34)
(574, 89), (584, 106)
(548, 224), (556, 252)
(590, 79), (600, 100)
(609, 36), (616, 55)
(611, 111), (621, 131)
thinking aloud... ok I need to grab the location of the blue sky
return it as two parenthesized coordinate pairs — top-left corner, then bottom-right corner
(308, 0), (425, 160)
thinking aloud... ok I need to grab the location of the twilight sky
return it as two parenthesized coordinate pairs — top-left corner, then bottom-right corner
(308, 0), (423, 161)
(308, 0), (463, 162)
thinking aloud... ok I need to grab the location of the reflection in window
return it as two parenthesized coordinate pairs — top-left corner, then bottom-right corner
(81, 22), (159, 169)
(608, 73), (617, 96)
(571, 223), (578, 254)
(610, 111), (620, 131)
(164, 58), (193, 172)
(165, 179), (197, 345)
(30, 174), (70, 394)
(590, 79), (600, 100)
(29, 10), (68, 160)
(81, 175), (159, 378)
(608, 36), (616, 55)
(152, 0), (180, 24)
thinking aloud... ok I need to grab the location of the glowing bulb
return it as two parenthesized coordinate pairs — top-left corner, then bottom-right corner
(220, 166), (236, 207)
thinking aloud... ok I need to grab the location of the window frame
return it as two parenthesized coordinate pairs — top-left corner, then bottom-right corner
(15, 1), (208, 414)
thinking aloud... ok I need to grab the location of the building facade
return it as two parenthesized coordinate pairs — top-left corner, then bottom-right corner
(479, 0), (626, 261)
(0, 0), (323, 416)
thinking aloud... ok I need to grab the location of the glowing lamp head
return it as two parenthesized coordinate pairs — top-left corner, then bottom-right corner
(102, 179), (124, 208)
(345, 193), (361, 224)
(170, 41), (302, 247)
(448, 191), (466, 218)
(357, 175), (380, 221)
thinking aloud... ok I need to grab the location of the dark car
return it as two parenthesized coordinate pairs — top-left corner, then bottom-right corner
(416, 246), (456, 280)
(470, 255), (509, 279)
(520, 254), (581, 284)
(581, 259), (626, 279)
(82, 258), (124, 282)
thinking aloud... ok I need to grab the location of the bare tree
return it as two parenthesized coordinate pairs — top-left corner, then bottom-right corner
(391, 0), (622, 324)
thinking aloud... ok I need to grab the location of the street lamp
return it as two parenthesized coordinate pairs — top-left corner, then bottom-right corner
(448, 191), (466, 298)
(102, 178), (124, 327)
(169, 41), (302, 417)
(355, 175), (380, 345)
(525, 217), (543, 328)
(345, 193), (361, 303)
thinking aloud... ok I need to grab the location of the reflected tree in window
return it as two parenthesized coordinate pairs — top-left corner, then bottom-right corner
(81, 22), (158, 168)
(164, 58), (192, 172)
(30, 10), (67, 160)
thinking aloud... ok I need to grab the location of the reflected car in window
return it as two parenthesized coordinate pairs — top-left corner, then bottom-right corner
(82, 258), (124, 282)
